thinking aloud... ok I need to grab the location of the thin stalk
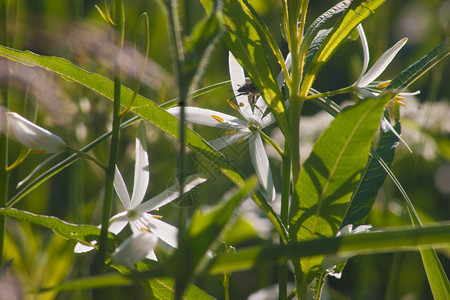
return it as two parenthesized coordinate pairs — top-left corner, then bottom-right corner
(259, 130), (284, 158)
(0, 0), (15, 266)
(279, 146), (291, 299)
(306, 86), (352, 100)
(167, 0), (187, 236)
(93, 0), (125, 274)
(0, 95), (9, 266)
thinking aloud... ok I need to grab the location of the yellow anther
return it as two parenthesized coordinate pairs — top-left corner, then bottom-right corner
(376, 80), (391, 89)
(152, 215), (163, 219)
(211, 115), (224, 123)
(392, 96), (406, 106)
(227, 99), (240, 111)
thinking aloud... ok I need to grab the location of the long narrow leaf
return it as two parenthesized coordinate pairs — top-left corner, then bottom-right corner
(0, 207), (118, 253)
(211, 222), (450, 274)
(290, 94), (395, 283)
(300, 0), (386, 96)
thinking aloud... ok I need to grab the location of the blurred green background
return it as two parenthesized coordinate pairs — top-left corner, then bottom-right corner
(0, 0), (448, 299)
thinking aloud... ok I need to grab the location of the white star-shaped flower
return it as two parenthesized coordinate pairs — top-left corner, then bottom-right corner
(168, 52), (276, 201)
(353, 24), (418, 152)
(75, 122), (207, 260)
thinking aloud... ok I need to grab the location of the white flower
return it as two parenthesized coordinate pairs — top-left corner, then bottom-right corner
(75, 122), (207, 260)
(321, 224), (372, 278)
(354, 24), (418, 152)
(5, 112), (66, 153)
(111, 231), (158, 269)
(167, 52), (276, 201)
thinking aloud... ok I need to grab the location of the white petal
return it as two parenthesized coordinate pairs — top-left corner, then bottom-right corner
(381, 117), (412, 153)
(357, 38), (408, 88)
(228, 52), (253, 120)
(130, 122), (149, 208)
(6, 112), (66, 153)
(259, 112), (277, 129)
(253, 95), (267, 121)
(143, 214), (179, 248)
(145, 251), (158, 261)
(108, 213), (130, 234)
(356, 24), (370, 83)
(209, 130), (251, 150)
(111, 231), (158, 268)
(74, 242), (96, 253)
(249, 134), (276, 201)
(167, 107), (247, 129)
(114, 166), (131, 210)
(137, 175), (207, 212)
(398, 90), (420, 96)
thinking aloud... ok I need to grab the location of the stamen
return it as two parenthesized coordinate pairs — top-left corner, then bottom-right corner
(376, 80), (391, 89)
(152, 215), (163, 219)
(227, 99), (240, 111)
(211, 115), (224, 123)
(392, 96), (406, 106)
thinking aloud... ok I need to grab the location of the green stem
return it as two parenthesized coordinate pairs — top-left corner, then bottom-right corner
(223, 274), (230, 300)
(65, 146), (106, 170)
(93, 0), (124, 274)
(0, 95), (9, 266)
(306, 86), (353, 100)
(279, 147), (291, 299)
(259, 130), (284, 158)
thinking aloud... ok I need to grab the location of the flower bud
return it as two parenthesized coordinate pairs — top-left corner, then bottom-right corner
(6, 112), (66, 153)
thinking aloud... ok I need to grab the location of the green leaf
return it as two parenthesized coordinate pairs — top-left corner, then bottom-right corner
(420, 248), (450, 300)
(118, 262), (214, 300)
(0, 207), (119, 254)
(168, 176), (258, 299)
(33, 273), (132, 293)
(342, 109), (400, 227)
(289, 94), (394, 283)
(302, 1), (352, 74)
(300, 0), (386, 96)
(210, 222), (450, 274)
(387, 38), (450, 91)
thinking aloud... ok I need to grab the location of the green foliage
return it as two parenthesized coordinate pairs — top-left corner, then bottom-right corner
(289, 94), (395, 283)
(0, 0), (448, 299)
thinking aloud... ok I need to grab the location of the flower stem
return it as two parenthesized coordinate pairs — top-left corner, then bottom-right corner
(306, 86), (353, 100)
(65, 145), (106, 170)
(0, 95), (9, 266)
(259, 130), (284, 157)
(93, 0), (124, 274)
(279, 147), (291, 299)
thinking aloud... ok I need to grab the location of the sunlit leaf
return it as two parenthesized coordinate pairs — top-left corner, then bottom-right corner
(210, 222), (450, 274)
(387, 38), (450, 92)
(0, 207), (118, 254)
(300, 0), (386, 96)
(343, 108), (400, 227)
(289, 94), (395, 283)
